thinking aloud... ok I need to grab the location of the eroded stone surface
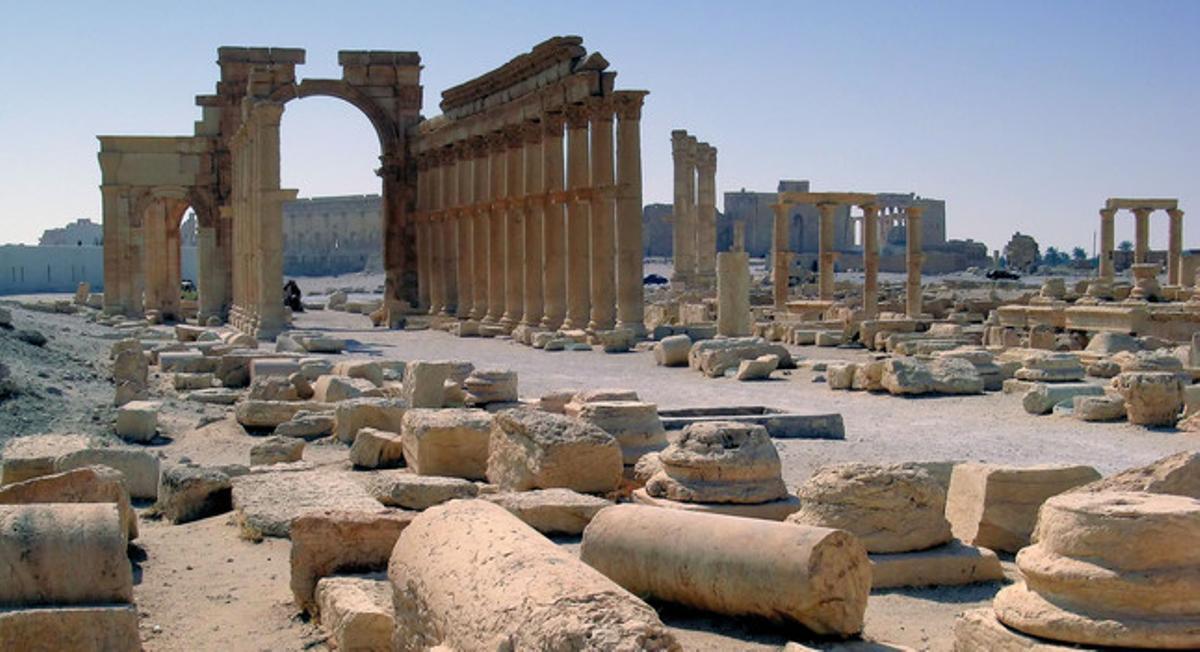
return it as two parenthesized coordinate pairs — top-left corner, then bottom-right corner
(645, 421), (786, 504)
(232, 469), (380, 538)
(486, 408), (622, 493)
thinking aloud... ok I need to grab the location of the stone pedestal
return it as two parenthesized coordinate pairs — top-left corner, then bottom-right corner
(716, 252), (751, 337)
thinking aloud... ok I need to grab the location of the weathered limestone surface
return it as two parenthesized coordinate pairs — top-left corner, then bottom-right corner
(1014, 353), (1085, 382)
(1112, 371), (1184, 426)
(1075, 451), (1200, 498)
(249, 436), (304, 466)
(275, 410), (336, 439)
(953, 608), (1078, 651)
(736, 354), (779, 381)
(315, 577), (393, 652)
(333, 398), (408, 444)
(646, 422), (786, 504)
(403, 361), (451, 408)
(0, 466), (138, 541)
(688, 337), (793, 378)
(389, 500), (678, 651)
(787, 463), (951, 553)
(0, 434), (91, 485)
(1022, 383), (1103, 415)
(290, 509), (416, 613)
(364, 471), (478, 510)
(993, 491), (1200, 649)
(232, 469), (380, 538)
(631, 489), (801, 521)
(580, 504), (870, 636)
(115, 400), (159, 442)
(487, 408), (623, 493)
(349, 428), (406, 469)
(563, 388), (640, 417)
(400, 408), (492, 480)
(1072, 394), (1126, 422)
(0, 605), (140, 652)
(574, 400), (668, 466)
(716, 251), (751, 336)
(312, 375), (377, 403)
(463, 369), (518, 406)
(946, 463), (1101, 553)
(482, 488), (612, 535)
(870, 540), (1004, 589)
(53, 447), (160, 500)
(0, 504), (132, 605)
(653, 334), (692, 367)
(236, 400), (327, 429)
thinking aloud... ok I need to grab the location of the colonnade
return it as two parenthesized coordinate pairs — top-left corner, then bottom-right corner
(669, 130), (717, 289)
(415, 90), (648, 335)
(1098, 198), (1184, 285)
(773, 192), (925, 319)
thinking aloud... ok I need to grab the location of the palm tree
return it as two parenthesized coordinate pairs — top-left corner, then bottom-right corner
(1072, 247), (1087, 261)
(1118, 240), (1133, 252)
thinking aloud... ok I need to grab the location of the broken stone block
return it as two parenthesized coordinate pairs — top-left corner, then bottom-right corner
(786, 463), (951, 553)
(402, 361), (450, 408)
(646, 422), (786, 504)
(1075, 450), (1200, 498)
(333, 398), (408, 444)
(993, 491), (1200, 649)
(463, 369), (518, 406)
(851, 360), (886, 392)
(248, 375), (302, 401)
(173, 372), (215, 390)
(232, 469), (380, 538)
(314, 577), (394, 652)
(653, 334), (692, 367)
(827, 362), (859, 390)
(486, 408), (623, 493)
(1013, 352), (1085, 382)
(735, 354), (779, 381)
(0, 465), (138, 541)
(442, 379), (467, 407)
(290, 509), (416, 613)
(249, 358), (302, 380)
(689, 337), (793, 378)
(482, 488), (611, 535)
(573, 401), (668, 467)
(1085, 331), (1141, 356)
(1111, 349), (1184, 373)
(880, 358), (934, 395)
(1, 434), (91, 485)
(1021, 382), (1103, 415)
(1086, 358), (1121, 378)
(596, 329), (635, 353)
(0, 605), (140, 652)
(1072, 394), (1126, 422)
(114, 400), (159, 443)
(389, 500), (678, 650)
(333, 360), (385, 387)
(185, 387), (242, 405)
(815, 331), (842, 347)
(0, 503), (132, 605)
(312, 375), (377, 403)
(363, 471), (478, 510)
(275, 410), (336, 440)
(562, 388), (640, 417)
(53, 447), (160, 500)
(869, 539), (1003, 589)
(945, 462), (1101, 553)
(1112, 371), (1184, 426)
(580, 503), (870, 636)
(157, 465), (234, 524)
(400, 408), (492, 480)
(236, 400), (326, 429)
(158, 350), (212, 374)
(249, 436), (305, 466)
(927, 357), (985, 394)
(349, 428), (405, 469)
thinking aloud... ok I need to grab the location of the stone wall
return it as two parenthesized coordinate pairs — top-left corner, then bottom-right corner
(0, 245), (197, 295)
(282, 195), (382, 277)
(38, 219), (103, 246)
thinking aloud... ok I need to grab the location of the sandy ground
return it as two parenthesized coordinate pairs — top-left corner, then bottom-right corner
(1, 292), (1196, 651)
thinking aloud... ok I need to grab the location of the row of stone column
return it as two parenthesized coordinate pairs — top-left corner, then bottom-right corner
(1098, 206), (1186, 284)
(416, 91), (647, 334)
(772, 201), (924, 319)
(669, 130), (717, 289)
(228, 101), (293, 340)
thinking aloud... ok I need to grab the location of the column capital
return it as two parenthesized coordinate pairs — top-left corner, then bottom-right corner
(452, 140), (472, 160)
(438, 145), (457, 166)
(859, 202), (879, 215)
(416, 153), (431, 172)
(564, 103), (590, 129)
(1099, 207), (1117, 219)
(905, 205), (924, 219)
(586, 96), (615, 122)
(485, 130), (507, 153)
(468, 135), (489, 157)
(1131, 207), (1153, 219)
(816, 201), (839, 215)
(252, 100), (285, 125)
(520, 120), (542, 145)
(613, 90), (648, 121)
(695, 143), (717, 173)
(1168, 208), (1185, 220)
(502, 124), (525, 149)
(542, 111), (567, 135)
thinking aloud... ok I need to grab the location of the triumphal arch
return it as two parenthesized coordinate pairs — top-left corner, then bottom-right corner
(101, 36), (644, 340)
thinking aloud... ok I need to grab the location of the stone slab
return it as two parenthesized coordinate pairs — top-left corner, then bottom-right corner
(314, 576), (393, 652)
(231, 469), (380, 538)
(869, 540), (1004, 589)
(658, 406), (845, 440)
(953, 608), (1087, 651)
(0, 605), (140, 652)
(631, 488), (801, 521)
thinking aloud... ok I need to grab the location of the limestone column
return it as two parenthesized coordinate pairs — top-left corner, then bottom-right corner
(905, 205), (924, 318)
(771, 203), (790, 309)
(1168, 208), (1184, 286)
(563, 104), (592, 330)
(685, 136), (699, 281)
(453, 143), (474, 318)
(694, 143), (718, 289)
(1099, 207), (1116, 281)
(143, 201), (168, 318)
(817, 202), (838, 301)
(1133, 207), (1151, 264)
(540, 112), (568, 330)
(484, 131), (507, 324)
(861, 203), (880, 319)
(441, 147), (458, 316)
(732, 221), (746, 252)
(521, 121), (544, 327)
(470, 137), (490, 321)
(588, 98), (616, 331)
(197, 220), (218, 321)
(717, 251), (751, 337)
(501, 127), (526, 329)
(669, 130), (695, 287)
(614, 91), (647, 336)
(427, 153), (445, 315)
(253, 102), (287, 340)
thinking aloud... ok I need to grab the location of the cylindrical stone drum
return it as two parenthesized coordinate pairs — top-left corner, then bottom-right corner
(0, 504), (132, 606)
(580, 504), (870, 635)
(388, 500), (677, 651)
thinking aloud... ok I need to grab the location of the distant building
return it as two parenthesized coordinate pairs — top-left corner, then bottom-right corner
(38, 218), (102, 246)
(1005, 232), (1040, 272)
(283, 194), (382, 276)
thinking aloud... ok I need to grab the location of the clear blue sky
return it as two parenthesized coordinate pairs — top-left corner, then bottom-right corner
(2, 1), (1197, 254)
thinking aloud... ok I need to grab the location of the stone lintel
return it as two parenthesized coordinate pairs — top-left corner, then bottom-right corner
(337, 50), (421, 67)
(779, 191), (877, 207)
(1105, 197), (1179, 211)
(439, 35), (586, 113)
(217, 46), (306, 65)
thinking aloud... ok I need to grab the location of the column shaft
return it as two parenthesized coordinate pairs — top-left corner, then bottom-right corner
(441, 147), (458, 315)
(521, 122), (545, 327)
(563, 105), (592, 329)
(1168, 208), (1184, 285)
(541, 113), (568, 330)
(614, 92), (647, 335)
(470, 138), (489, 321)
(501, 128), (525, 329)
(670, 130), (695, 287)
(817, 202), (837, 300)
(427, 156), (445, 315)
(771, 203), (790, 308)
(588, 100), (616, 331)
(455, 144), (474, 318)
(861, 203), (879, 319)
(694, 143), (718, 288)
(484, 132), (506, 324)
(905, 206), (924, 318)
(1099, 208), (1116, 280)
(1134, 208), (1151, 264)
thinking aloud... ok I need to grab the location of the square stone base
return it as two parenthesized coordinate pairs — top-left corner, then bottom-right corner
(0, 604), (140, 652)
(953, 608), (1085, 651)
(631, 488), (801, 520)
(871, 539), (1004, 589)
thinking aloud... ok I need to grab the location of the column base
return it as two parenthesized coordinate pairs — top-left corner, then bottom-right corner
(614, 320), (646, 337)
(540, 315), (565, 331)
